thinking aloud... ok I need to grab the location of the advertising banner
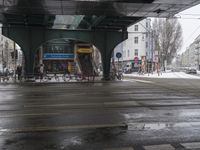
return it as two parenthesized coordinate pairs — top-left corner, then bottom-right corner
(43, 53), (74, 60)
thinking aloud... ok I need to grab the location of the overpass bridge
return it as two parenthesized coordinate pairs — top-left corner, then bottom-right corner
(0, 0), (200, 80)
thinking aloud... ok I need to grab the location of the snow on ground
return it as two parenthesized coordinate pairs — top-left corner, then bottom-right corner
(124, 71), (200, 79)
(35, 76), (81, 83)
(1, 72), (200, 83)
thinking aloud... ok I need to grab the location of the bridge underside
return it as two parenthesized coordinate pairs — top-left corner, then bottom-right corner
(1, 0), (199, 30)
(0, 0), (200, 80)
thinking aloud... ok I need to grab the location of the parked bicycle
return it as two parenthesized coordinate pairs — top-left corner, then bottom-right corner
(110, 71), (123, 80)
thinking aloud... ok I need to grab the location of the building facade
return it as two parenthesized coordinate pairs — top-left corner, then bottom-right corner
(181, 35), (200, 70)
(0, 24), (23, 73)
(114, 18), (152, 72)
(0, 34), (23, 72)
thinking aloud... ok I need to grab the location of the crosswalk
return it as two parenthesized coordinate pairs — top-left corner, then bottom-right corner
(144, 144), (174, 150)
(104, 142), (200, 150)
(105, 147), (134, 150)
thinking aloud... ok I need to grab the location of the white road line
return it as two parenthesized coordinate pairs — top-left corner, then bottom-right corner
(0, 112), (59, 118)
(0, 123), (127, 133)
(144, 144), (175, 150)
(24, 101), (140, 108)
(104, 147), (134, 150)
(181, 142), (200, 149)
(104, 101), (140, 106)
(22, 98), (199, 109)
(24, 103), (101, 108)
(125, 79), (154, 84)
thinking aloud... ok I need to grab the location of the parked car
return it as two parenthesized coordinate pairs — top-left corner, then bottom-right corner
(186, 68), (197, 74)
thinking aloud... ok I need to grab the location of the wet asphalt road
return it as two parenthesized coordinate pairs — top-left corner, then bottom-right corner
(1, 78), (200, 150)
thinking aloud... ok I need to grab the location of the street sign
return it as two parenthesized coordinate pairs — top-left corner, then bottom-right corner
(134, 57), (139, 64)
(116, 52), (122, 59)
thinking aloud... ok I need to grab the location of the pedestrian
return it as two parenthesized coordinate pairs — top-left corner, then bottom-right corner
(16, 65), (22, 81)
(39, 64), (44, 81)
(68, 62), (72, 74)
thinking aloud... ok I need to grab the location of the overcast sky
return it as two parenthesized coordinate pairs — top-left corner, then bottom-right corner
(177, 4), (200, 54)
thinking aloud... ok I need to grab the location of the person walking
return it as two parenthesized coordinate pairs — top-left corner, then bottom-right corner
(39, 64), (44, 81)
(16, 65), (22, 81)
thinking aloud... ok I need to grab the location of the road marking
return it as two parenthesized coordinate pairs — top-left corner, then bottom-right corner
(181, 142), (200, 149)
(144, 144), (175, 150)
(24, 101), (140, 108)
(104, 147), (134, 150)
(125, 79), (154, 84)
(24, 103), (101, 108)
(104, 101), (140, 106)
(0, 112), (59, 118)
(0, 123), (127, 133)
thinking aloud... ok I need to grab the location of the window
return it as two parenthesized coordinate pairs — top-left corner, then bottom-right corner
(128, 50), (130, 57)
(135, 49), (138, 56)
(134, 37), (138, 44)
(146, 21), (148, 28)
(134, 25), (138, 31)
(146, 42), (148, 48)
(142, 34), (145, 41)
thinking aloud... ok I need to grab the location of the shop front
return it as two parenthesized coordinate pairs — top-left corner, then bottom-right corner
(43, 53), (74, 74)
(37, 39), (76, 74)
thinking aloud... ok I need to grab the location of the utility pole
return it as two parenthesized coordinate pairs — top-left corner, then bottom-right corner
(151, 29), (154, 73)
(13, 41), (16, 82)
(2, 49), (4, 75)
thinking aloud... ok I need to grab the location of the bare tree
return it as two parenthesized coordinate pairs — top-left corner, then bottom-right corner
(152, 18), (183, 66)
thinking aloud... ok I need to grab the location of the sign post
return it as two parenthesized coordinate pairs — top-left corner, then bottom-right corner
(134, 57), (138, 63)
(116, 52), (122, 71)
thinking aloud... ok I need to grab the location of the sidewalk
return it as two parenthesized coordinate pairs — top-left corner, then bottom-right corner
(124, 71), (200, 79)
(0, 75), (104, 84)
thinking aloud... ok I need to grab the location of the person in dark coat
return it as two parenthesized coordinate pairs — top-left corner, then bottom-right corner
(16, 65), (22, 80)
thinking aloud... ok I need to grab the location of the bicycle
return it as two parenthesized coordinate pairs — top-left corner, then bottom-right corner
(110, 71), (123, 80)
(116, 72), (123, 80)
(62, 73), (71, 82)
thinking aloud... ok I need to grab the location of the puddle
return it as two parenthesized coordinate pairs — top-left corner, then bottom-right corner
(61, 136), (82, 147)
(128, 122), (200, 131)
(124, 113), (148, 119)
(128, 123), (166, 130)
(0, 127), (10, 132)
(179, 111), (200, 117)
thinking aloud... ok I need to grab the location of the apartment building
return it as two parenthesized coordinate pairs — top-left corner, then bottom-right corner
(114, 18), (152, 72)
(0, 34), (23, 72)
(181, 35), (200, 70)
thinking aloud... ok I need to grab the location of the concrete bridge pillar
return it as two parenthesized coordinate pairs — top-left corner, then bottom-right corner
(94, 31), (128, 80)
(2, 27), (42, 78)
